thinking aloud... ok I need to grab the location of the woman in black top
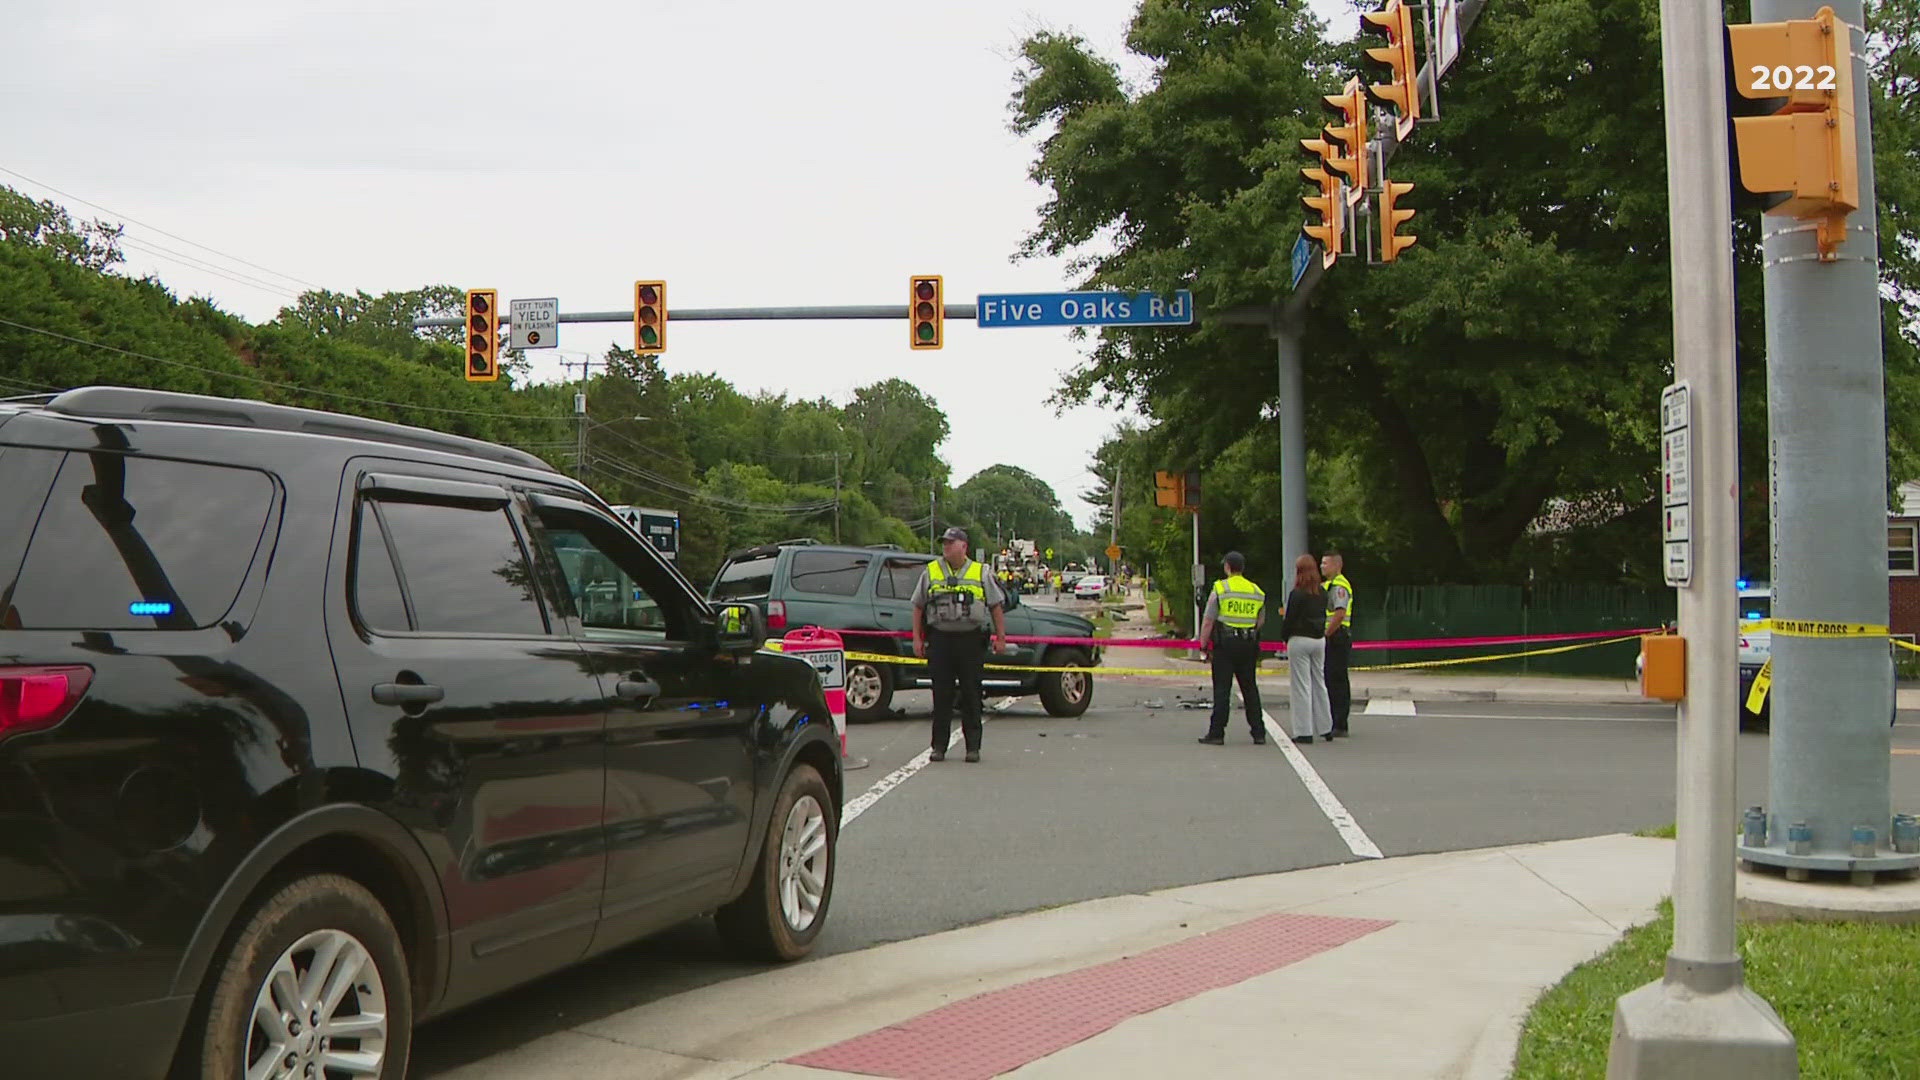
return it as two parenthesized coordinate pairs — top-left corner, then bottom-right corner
(1280, 554), (1333, 743)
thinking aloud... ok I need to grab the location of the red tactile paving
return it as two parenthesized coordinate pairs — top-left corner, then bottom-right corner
(785, 912), (1394, 1080)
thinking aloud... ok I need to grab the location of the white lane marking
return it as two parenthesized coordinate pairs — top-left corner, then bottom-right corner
(839, 729), (964, 827)
(1364, 698), (1416, 715)
(1261, 709), (1383, 860)
(1413, 711), (1677, 724)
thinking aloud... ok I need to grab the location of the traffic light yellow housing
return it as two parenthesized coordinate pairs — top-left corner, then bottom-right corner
(1361, 0), (1421, 140)
(1380, 180), (1416, 262)
(633, 281), (666, 354)
(910, 276), (943, 350)
(465, 289), (498, 382)
(1727, 5), (1858, 259)
(1322, 78), (1369, 206)
(1300, 140), (1344, 269)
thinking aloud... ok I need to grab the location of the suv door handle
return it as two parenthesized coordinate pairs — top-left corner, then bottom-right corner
(616, 679), (662, 700)
(372, 682), (444, 706)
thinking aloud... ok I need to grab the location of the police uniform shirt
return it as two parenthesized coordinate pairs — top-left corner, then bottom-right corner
(911, 558), (1006, 632)
(1203, 585), (1266, 635)
(1327, 581), (1351, 627)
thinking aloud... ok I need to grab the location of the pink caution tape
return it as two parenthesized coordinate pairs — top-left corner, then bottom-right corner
(807, 625), (1661, 653)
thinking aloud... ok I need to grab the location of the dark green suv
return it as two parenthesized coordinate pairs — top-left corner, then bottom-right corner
(710, 541), (1102, 720)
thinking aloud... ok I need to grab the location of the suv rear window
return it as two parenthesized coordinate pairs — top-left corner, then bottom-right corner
(6, 451), (273, 630)
(788, 550), (870, 596)
(711, 553), (778, 601)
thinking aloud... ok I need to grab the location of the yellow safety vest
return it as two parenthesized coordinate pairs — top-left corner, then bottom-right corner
(1325, 573), (1354, 632)
(927, 558), (987, 601)
(1212, 574), (1265, 630)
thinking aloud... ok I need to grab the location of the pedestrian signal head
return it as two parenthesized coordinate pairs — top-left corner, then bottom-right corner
(465, 289), (499, 382)
(1726, 7), (1858, 259)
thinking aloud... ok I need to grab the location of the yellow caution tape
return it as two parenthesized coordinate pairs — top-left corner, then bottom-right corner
(1756, 619), (1891, 638)
(1351, 635), (1645, 672)
(1746, 657), (1773, 712)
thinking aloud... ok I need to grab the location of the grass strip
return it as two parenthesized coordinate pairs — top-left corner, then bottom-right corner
(1512, 899), (1920, 1078)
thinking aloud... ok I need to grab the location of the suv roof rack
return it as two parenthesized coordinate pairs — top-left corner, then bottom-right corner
(41, 386), (558, 474)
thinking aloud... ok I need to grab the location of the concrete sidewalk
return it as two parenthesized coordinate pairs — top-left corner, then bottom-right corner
(437, 834), (1677, 1080)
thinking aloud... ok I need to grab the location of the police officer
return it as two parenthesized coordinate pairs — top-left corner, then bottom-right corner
(1321, 550), (1354, 738)
(1198, 551), (1268, 745)
(913, 527), (1008, 763)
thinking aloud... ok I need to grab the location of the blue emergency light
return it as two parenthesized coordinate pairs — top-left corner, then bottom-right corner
(129, 601), (174, 616)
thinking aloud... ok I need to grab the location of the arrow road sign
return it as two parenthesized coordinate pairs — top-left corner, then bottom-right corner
(509, 298), (559, 350)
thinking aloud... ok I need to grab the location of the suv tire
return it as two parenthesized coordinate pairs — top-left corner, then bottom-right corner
(1039, 648), (1094, 718)
(194, 873), (412, 1080)
(716, 762), (836, 962)
(845, 659), (894, 722)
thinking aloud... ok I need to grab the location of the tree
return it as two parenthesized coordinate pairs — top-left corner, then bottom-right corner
(1011, 0), (1920, 584)
(845, 379), (951, 487)
(0, 185), (123, 271)
(953, 465), (1076, 556)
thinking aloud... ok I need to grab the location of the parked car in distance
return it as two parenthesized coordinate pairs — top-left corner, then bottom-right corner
(709, 541), (1102, 720)
(1072, 574), (1109, 600)
(0, 387), (842, 1080)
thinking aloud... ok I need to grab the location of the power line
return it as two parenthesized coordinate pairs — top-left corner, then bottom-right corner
(0, 164), (326, 292)
(590, 456), (836, 515)
(117, 237), (305, 301)
(0, 315), (574, 423)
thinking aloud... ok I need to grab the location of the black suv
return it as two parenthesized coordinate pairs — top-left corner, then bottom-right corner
(0, 387), (842, 1080)
(709, 541), (1101, 721)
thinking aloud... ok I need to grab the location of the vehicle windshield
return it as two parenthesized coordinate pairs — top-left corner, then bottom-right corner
(711, 554), (777, 601)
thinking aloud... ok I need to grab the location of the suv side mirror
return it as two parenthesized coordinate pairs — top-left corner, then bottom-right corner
(714, 603), (768, 653)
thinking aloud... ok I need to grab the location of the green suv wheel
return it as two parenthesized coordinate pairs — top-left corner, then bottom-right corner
(845, 659), (894, 722)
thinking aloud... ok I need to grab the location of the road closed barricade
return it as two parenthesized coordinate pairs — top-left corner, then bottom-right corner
(778, 626), (866, 765)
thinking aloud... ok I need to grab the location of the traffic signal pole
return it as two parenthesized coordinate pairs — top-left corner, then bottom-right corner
(1736, 0), (1916, 884)
(1608, 0), (1798, 1072)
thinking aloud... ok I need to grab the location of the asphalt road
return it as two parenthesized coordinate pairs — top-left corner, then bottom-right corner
(410, 679), (1920, 1077)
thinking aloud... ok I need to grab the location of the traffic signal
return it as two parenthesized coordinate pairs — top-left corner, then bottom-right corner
(910, 275), (943, 350)
(1727, 6), (1858, 259)
(633, 280), (666, 354)
(1322, 78), (1369, 206)
(1380, 180), (1417, 262)
(1300, 137), (1344, 269)
(464, 289), (498, 382)
(1154, 470), (1182, 509)
(1361, 0), (1421, 141)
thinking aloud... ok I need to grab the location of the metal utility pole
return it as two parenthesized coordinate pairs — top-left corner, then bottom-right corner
(1609, 0), (1797, 1071)
(1274, 321), (1309, 563)
(930, 488), (936, 552)
(833, 453), (843, 544)
(1737, 0), (1915, 884)
(1110, 477), (1121, 577)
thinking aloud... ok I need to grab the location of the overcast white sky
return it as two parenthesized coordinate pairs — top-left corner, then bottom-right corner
(3, 0), (1352, 529)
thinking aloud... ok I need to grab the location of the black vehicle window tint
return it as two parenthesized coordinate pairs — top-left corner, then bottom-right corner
(351, 503), (410, 632)
(376, 499), (547, 636)
(711, 554), (777, 601)
(0, 445), (64, 626)
(878, 559), (926, 600)
(8, 451), (272, 630)
(532, 505), (681, 641)
(789, 550), (870, 597)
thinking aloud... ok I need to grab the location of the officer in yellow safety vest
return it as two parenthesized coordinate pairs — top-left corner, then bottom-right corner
(1198, 551), (1268, 745)
(1321, 550), (1354, 738)
(912, 527), (1008, 763)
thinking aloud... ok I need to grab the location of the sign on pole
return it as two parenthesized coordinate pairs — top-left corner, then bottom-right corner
(509, 298), (559, 350)
(1291, 235), (1313, 290)
(1661, 382), (1693, 587)
(1105, 543), (1122, 562)
(976, 290), (1194, 329)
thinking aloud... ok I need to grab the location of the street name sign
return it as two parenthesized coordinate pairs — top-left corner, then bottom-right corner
(1291, 236), (1313, 290)
(509, 297), (559, 350)
(976, 290), (1194, 329)
(1661, 381), (1693, 587)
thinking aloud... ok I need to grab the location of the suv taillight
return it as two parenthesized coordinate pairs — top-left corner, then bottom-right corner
(767, 601), (787, 632)
(0, 666), (93, 741)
